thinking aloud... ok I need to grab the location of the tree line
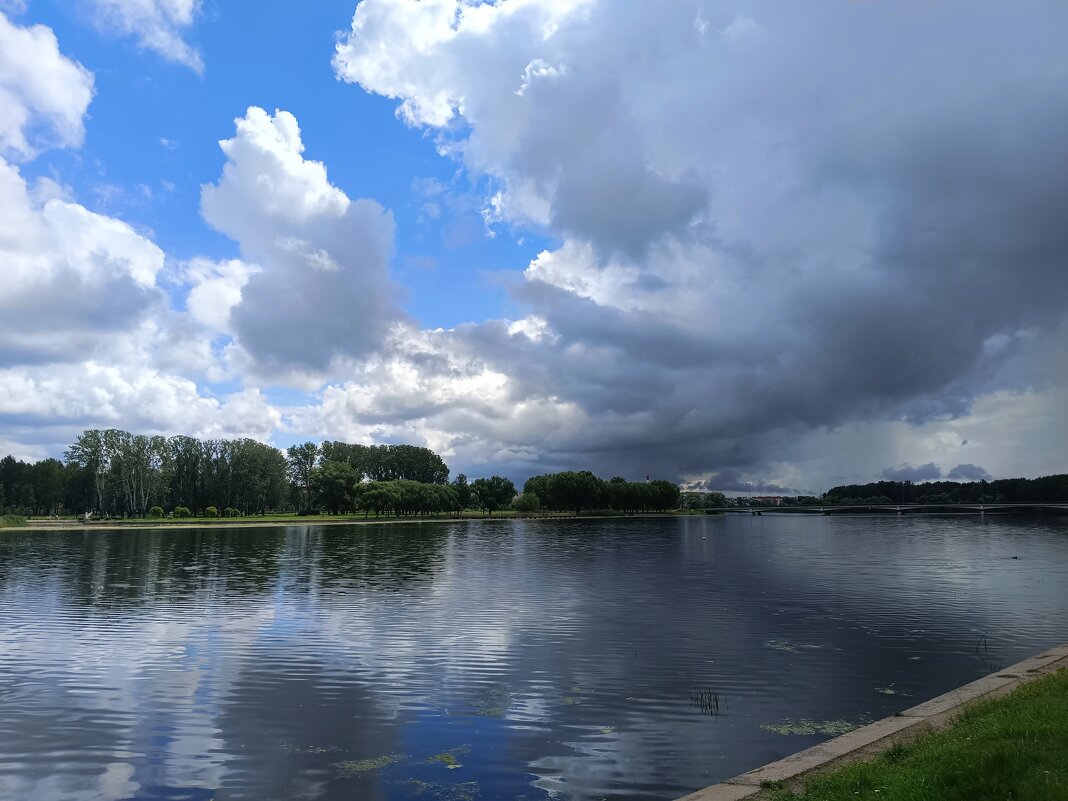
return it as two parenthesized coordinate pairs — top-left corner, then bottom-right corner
(0, 430), (683, 518)
(521, 471), (681, 513)
(824, 474), (1068, 505)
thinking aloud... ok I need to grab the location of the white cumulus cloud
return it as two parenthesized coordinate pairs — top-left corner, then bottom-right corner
(0, 11), (94, 159)
(88, 0), (204, 73)
(201, 107), (403, 376)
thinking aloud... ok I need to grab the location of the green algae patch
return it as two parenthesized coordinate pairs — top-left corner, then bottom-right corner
(875, 685), (911, 697)
(765, 640), (825, 654)
(561, 695), (580, 705)
(404, 779), (480, 800)
(280, 743), (342, 754)
(472, 687), (513, 716)
(427, 745), (471, 769)
(760, 718), (858, 736)
(334, 754), (406, 775)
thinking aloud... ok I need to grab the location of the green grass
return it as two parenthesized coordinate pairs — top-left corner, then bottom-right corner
(767, 669), (1068, 801)
(0, 515), (27, 529)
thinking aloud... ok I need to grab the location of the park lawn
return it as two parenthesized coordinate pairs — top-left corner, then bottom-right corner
(767, 668), (1068, 801)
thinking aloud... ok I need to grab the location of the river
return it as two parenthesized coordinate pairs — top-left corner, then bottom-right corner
(1, 515), (1066, 800)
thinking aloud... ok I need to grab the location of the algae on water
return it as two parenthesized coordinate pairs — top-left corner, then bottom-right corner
(765, 640), (825, 653)
(279, 743), (342, 754)
(760, 718), (858, 736)
(428, 745), (471, 769)
(404, 779), (480, 800)
(875, 684), (911, 697)
(473, 687), (513, 716)
(334, 754), (406, 775)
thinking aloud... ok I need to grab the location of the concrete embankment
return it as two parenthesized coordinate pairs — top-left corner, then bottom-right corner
(677, 641), (1068, 801)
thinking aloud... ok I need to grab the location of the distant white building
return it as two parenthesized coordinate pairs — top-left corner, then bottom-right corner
(752, 496), (785, 506)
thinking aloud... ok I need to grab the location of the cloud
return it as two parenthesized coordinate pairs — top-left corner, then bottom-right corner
(947, 463), (992, 482)
(881, 463), (943, 483)
(88, 0), (204, 73)
(2, 1), (1067, 496)
(0, 26), (282, 453)
(0, 12), (94, 159)
(179, 257), (260, 333)
(0, 158), (166, 365)
(328, 0), (1068, 484)
(685, 468), (804, 496)
(334, 0), (708, 259)
(201, 107), (403, 376)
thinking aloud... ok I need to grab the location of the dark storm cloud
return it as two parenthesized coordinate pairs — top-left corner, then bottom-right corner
(687, 469), (805, 496)
(881, 463), (943, 483)
(947, 464), (992, 482)
(334, 0), (1068, 486)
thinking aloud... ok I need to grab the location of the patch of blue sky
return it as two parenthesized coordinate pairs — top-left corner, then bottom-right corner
(18, 0), (555, 331)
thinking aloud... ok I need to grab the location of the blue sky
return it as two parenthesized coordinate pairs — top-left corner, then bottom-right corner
(18, 0), (553, 330)
(1, 1), (1066, 491)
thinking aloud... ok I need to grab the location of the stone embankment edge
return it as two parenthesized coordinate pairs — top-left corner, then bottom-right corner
(675, 641), (1068, 801)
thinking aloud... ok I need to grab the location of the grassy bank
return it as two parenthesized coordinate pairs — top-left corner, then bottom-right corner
(766, 668), (1068, 801)
(0, 515), (27, 529)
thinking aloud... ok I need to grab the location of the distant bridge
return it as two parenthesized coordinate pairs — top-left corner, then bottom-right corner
(701, 503), (1068, 515)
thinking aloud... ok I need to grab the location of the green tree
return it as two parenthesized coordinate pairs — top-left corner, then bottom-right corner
(287, 442), (320, 511)
(312, 461), (359, 514)
(452, 473), (472, 509)
(471, 476), (516, 515)
(356, 481), (399, 517)
(513, 492), (541, 513)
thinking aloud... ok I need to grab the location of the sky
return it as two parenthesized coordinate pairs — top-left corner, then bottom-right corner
(1, 0), (1067, 494)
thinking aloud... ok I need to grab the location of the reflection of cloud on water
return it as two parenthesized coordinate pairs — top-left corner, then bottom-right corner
(2, 519), (1066, 800)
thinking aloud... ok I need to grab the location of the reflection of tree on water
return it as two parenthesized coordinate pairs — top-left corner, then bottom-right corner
(311, 524), (451, 592)
(0, 524), (452, 611)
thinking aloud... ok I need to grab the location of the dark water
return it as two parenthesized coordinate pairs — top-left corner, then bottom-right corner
(1, 516), (1066, 801)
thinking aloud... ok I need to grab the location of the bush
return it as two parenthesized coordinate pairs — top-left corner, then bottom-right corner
(513, 492), (541, 513)
(204, 506), (219, 518)
(0, 515), (27, 528)
(224, 507), (240, 518)
(173, 506), (191, 518)
(149, 506), (165, 518)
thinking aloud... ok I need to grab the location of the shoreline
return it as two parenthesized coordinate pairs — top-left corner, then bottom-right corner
(676, 641), (1068, 800)
(3, 512), (685, 532)
(5, 509), (1067, 532)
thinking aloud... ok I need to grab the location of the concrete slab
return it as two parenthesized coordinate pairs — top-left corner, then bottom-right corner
(898, 672), (1019, 718)
(731, 744), (837, 784)
(816, 714), (926, 757)
(674, 783), (763, 801)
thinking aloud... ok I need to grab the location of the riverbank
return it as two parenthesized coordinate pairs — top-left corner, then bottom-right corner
(3, 510), (686, 531)
(679, 642), (1068, 800)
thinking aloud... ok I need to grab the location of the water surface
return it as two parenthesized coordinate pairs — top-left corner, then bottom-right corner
(1, 515), (1066, 800)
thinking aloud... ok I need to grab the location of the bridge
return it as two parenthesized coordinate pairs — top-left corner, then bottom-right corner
(701, 503), (1068, 515)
